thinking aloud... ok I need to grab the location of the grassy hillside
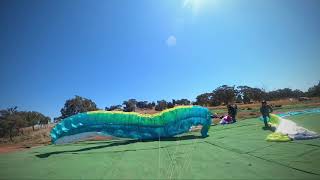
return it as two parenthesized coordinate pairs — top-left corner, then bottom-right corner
(0, 125), (53, 149)
(208, 98), (320, 120)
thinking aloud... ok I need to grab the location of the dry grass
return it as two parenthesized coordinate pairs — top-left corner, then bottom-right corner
(209, 97), (320, 110)
(209, 97), (320, 120)
(135, 108), (159, 114)
(0, 125), (53, 147)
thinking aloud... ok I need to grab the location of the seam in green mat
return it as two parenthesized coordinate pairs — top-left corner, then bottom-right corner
(35, 141), (205, 158)
(289, 141), (320, 148)
(204, 141), (320, 176)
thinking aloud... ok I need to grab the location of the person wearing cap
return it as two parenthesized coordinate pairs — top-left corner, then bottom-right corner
(260, 100), (273, 128)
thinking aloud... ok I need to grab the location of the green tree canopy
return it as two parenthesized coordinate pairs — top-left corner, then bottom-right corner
(307, 81), (320, 97)
(60, 95), (98, 118)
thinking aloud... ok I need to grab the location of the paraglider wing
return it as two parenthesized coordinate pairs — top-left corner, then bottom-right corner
(51, 106), (212, 144)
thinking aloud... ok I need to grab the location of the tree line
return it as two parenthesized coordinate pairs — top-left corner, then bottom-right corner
(0, 107), (50, 141)
(195, 82), (320, 106)
(107, 98), (192, 112)
(54, 81), (320, 122)
(54, 96), (193, 121)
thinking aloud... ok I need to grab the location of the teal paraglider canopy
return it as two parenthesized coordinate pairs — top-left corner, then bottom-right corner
(51, 106), (212, 144)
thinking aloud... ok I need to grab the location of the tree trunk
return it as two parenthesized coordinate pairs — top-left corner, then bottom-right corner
(20, 128), (22, 135)
(9, 129), (13, 142)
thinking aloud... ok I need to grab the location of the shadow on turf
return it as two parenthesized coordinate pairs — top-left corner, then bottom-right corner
(261, 126), (276, 132)
(35, 135), (204, 158)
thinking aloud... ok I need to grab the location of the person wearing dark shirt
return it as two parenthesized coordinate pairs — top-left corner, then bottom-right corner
(232, 104), (237, 122)
(227, 104), (238, 123)
(260, 100), (273, 128)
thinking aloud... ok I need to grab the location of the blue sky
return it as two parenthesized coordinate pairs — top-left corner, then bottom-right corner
(1, 0), (319, 118)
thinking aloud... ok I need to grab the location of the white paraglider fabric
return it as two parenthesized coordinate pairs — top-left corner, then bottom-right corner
(275, 117), (319, 140)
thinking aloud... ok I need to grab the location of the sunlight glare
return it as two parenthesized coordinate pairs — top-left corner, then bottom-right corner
(183, 0), (207, 15)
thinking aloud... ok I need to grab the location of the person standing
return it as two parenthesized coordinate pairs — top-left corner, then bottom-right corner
(260, 100), (273, 128)
(227, 104), (238, 123)
(232, 104), (237, 122)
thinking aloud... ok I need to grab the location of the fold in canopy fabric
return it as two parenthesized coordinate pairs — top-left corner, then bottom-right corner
(51, 106), (212, 144)
(264, 112), (319, 142)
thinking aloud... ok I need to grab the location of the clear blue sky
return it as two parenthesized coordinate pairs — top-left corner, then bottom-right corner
(1, 0), (319, 118)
